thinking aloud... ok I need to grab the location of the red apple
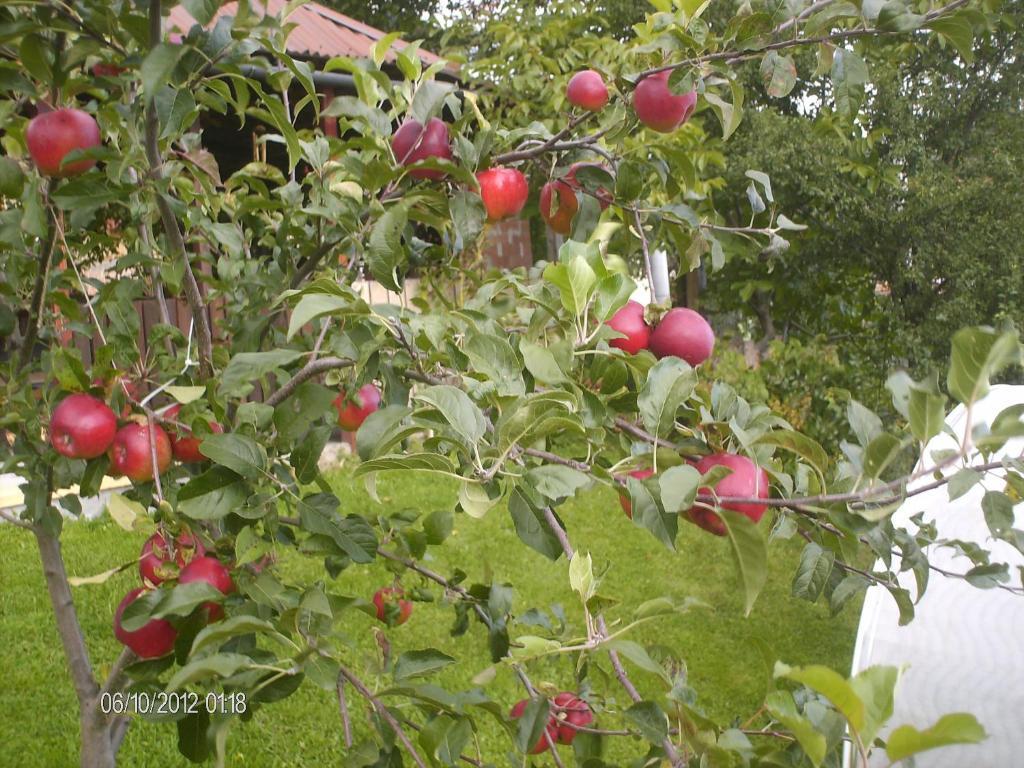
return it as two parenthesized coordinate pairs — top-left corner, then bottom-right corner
(539, 179), (578, 235)
(566, 69), (609, 111)
(606, 300), (651, 355)
(333, 383), (382, 432)
(49, 393), (117, 459)
(476, 167), (529, 221)
(139, 530), (206, 586)
(108, 423), (172, 483)
(510, 698), (557, 754)
(113, 588), (177, 659)
(391, 117), (453, 180)
(686, 453), (770, 536)
(178, 556), (234, 622)
(373, 586), (412, 626)
(26, 107), (102, 177)
(163, 403), (223, 463)
(551, 692), (593, 744)
(648, 307), (715, 366)
(633, 70), (697, 133)
(619, 468), (654, 519)
(91, 62), (125, 78)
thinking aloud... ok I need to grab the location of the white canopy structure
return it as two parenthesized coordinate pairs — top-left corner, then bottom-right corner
(849, 385), (1024, 766)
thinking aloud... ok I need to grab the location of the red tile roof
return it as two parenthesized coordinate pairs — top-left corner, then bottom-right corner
(167, 0), (457, 76)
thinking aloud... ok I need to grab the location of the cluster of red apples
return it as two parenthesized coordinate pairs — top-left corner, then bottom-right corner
(114, 529), (234, 658)
(49, 392), (221, 481)
(510, 692), (594, 753)
(389, 67), (697, 231)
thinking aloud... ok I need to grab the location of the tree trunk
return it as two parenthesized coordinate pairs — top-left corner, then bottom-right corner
(35, 528), (120, 767)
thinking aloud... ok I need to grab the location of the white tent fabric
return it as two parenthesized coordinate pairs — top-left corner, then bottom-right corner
(848, 384), (1024, 767)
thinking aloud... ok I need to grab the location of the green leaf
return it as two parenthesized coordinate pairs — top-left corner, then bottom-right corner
(520, 342), (568, 385)
(367, 204), (409, 292)
(415, 385), (487, 448)
(628, 476), (678, 551)
(465, 333), (525, 396)
(760, 52), (797, 98)
(638, 357), (696, 438)
(221, 350), (305, 396)
(947, 327), (1020, 404)
(182, 0), (222, 25)
(569, 551), (596, 601)
(926, 12), (975, 64)
(509, 489), (565, 561)
(178, 465), (246, 521)
(850, 664), (899, 746)
(106, 493), (145, 532)
(164, 386), (206, 405)
(355, 453), (457, 477)
(141, 44), (184, 100)
(862, 433), (903, 479)
(543, 255), (597, 317)
(624, 700), (669, 745)
(831, 48), (869, 118)
(606, 639), (671, 686)
(190, 616), (282, 655)
(177, 710), (210, 762)
(982, 491), (1014, 537)
(287, 294), (350, 340)
(658, 464), (701, 514)
(298, 497), (377, 563)
(525, 465), (591, 501)
(394, 649), (456, 682)
(877, 1), (924, 32)
(764, 690), (827, 767)
(199, 433), (267, 479)
(792, 542), (834, 602)
(704, 78), (744, 139)
(422, 508), (454, 545)
(848, 400), (883, 447)
(886, 713), (986, 762)
(756, 430), (829, 477)
(356, 406), (416, 461)
(514, 698), (551, 754)
(168, 653), (253, 691)
(775, 662), (865, 733)
(458, 480), (499, 519)
(721, 510), (768, 616)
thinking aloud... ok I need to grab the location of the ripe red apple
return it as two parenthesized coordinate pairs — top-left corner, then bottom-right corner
(373, 586), (412, 626)
(163, 403), (223, 463)
(551, 692), (593, 744)
(108, 423), (172, 483)
(606, 300), (651, 355)
(49, 393), (117, 459)
(510, 698), (557, 754)
(91, 62), (125, 78)
(139, 530), (206, 586)
(566, 69), (609, 111)
(391, 117), (453, 180)
(26, 107), (102, 177)
(633, 70), (697, 133)
(333, 383), (382, 432)
(178, 556), (234, 622)
(476, 167), (529, 221)
(648, 307), (715, 366)
(686, 453), (770, 536)
(539, 178), (578, 235)
(619, 468), (655, 519)
(113, 588), (177, 659)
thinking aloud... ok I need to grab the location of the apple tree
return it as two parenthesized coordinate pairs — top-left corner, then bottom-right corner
(0, 1), (1022, 766)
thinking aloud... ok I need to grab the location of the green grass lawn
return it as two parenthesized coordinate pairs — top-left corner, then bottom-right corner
(0, 465), (861, 766)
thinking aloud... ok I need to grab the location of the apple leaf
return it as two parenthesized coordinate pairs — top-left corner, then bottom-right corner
(886, 713), (986, 762)
(720, 509), (767, 616)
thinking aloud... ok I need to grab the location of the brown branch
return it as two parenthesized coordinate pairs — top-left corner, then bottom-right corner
(18, 213), (59, 371)
(639, 0), (972, 77)
(336, 672), (353, 749)
(491, 112), (596, 165)
(264, 356), (355, 407)
(0, 508), (32, 529)
(633, 207), (657, 305)
(337, 663), (429, 768)
(144, 0), (213, 377)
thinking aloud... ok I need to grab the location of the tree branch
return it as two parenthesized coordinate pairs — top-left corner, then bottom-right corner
(144, 0), (213, 377)
(18, 213), (59, 371)
(336, 672), (353, 749)
(264, 356), (354, 407)
(337, 663), (429, 768)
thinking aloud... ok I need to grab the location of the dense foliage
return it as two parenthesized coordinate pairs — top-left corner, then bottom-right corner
(1, 1), (1022, 767)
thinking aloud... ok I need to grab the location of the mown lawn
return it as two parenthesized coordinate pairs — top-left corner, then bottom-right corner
(0, 465), (860, 766)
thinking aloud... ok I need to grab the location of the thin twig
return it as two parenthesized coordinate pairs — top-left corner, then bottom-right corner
(336, 672), (353, 749)
(0, 508), (32, 529)
(337, 663), (429, 768)
(265, 356), (355, 407)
